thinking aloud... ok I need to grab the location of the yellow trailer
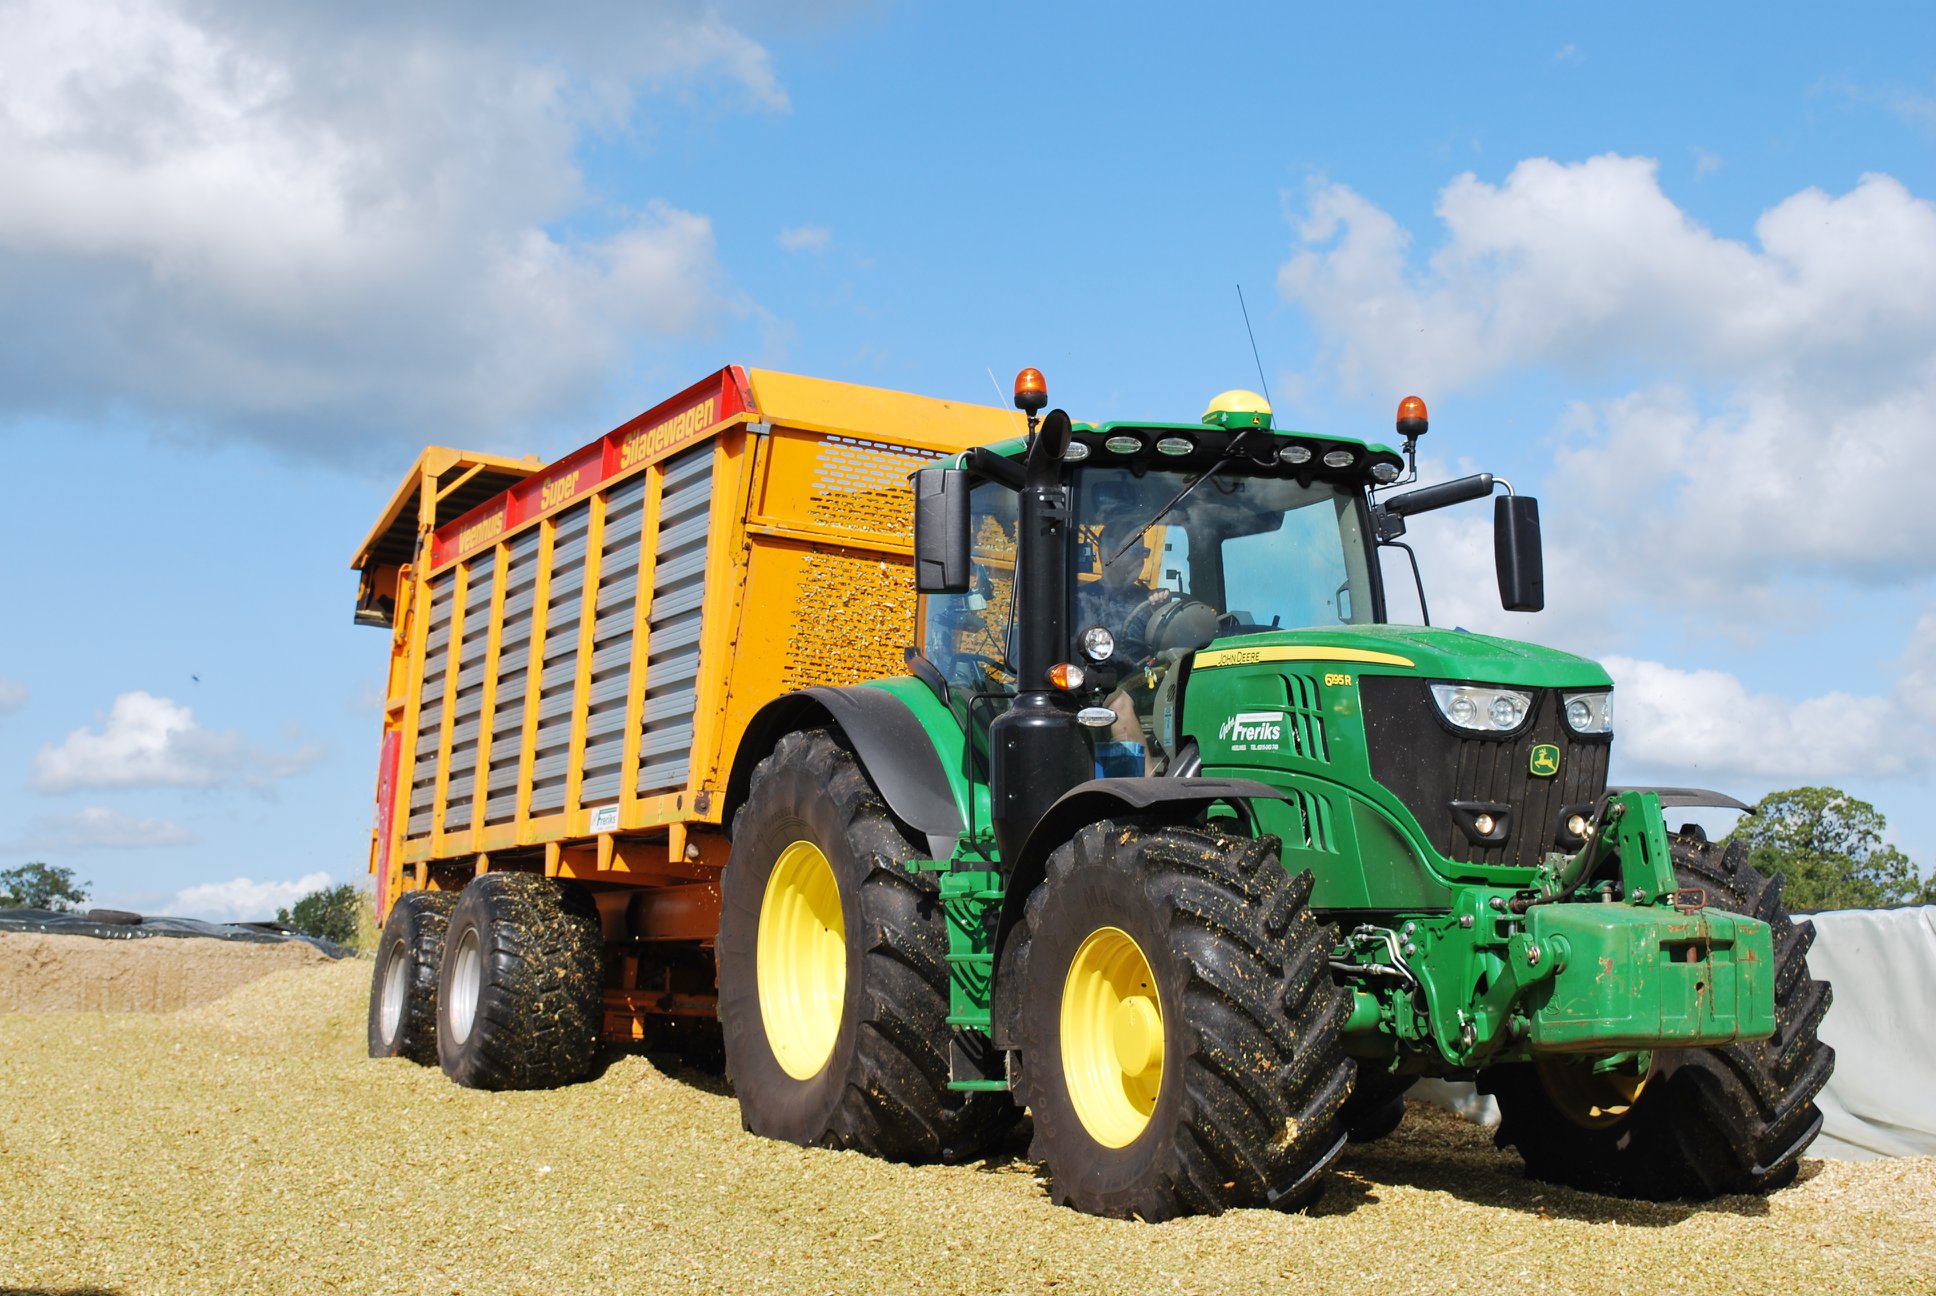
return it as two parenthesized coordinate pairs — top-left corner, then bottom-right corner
(352, 366), (1016, 1048)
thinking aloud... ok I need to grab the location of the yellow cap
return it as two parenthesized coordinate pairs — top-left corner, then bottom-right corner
(1201, 389), (1273, 425)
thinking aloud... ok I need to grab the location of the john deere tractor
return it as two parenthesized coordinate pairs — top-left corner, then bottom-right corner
(718, 372), (1832, 1219)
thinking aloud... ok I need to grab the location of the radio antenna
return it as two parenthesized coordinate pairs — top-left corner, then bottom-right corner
(988, 367), (1028, 436)
(1236, 283), (1272, 407)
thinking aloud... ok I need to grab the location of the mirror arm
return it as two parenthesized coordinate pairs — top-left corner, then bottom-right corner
(968, 445), (1025, 490)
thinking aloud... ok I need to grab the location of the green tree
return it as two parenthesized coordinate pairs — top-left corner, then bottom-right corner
(1724, 787), (1936, 912)
(276, 883), (366, 946)
(0, 862), (91, 912)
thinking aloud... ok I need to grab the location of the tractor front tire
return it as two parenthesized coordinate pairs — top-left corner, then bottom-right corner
(368, 889), (459, 1064)
(435, 872), (604, 1090)
(1482, 832), (1834, 1200)
(1010, 820), (1353, 1219)
(717, 729), (1011, 1162)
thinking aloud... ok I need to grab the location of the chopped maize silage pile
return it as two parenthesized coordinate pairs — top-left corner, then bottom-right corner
(1, 947), (1931, 1296)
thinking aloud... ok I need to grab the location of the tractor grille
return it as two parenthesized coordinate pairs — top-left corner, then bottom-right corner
(1361, 676), (1610, 870)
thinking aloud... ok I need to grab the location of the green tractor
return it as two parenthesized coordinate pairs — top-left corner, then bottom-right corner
(718, 373), (1832, 1219)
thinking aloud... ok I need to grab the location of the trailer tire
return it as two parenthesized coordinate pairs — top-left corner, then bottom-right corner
(368, 890), (459, 1064)
(1011, 820), (1353, 1219)
(1342, 1066), (1415, 1143)
(718, 729), (1012, 1162)
(1481, 833), (1833, 1200)
(436, 873), (604, 1090)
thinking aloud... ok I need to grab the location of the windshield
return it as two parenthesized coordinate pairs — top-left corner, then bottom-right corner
(920, 465), (1379, 697)
(1073, 466), (1379, 651)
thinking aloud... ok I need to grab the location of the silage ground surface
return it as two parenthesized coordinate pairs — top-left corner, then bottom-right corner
(2, 956), (1931, 1296)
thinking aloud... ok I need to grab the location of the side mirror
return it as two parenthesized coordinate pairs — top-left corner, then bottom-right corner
(1495, 496), (1543, 612)
(913, 467), (971, 593)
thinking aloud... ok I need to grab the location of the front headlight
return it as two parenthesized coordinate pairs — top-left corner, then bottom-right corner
(1430, 683), (1532, 733)
(1562, 690), (1614, 735)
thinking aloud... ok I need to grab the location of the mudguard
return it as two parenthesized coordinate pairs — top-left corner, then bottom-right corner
(725, 684), (965, 858)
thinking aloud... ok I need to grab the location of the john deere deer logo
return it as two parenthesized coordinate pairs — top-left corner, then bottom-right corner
(1530, 744), (1561, 777)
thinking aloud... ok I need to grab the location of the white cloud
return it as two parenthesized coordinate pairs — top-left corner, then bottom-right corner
(0, 0), (784, 459)
(1279, 157), (1936, 609)
(1280, 156), (1936, 400)
(22, 806), (194, 850)
(1603, 655), (1926, 783)
(777, 224), (831, 252)
(168, 870), (333, 923)
(31, 691), (321, 792)
(0, 677), (26, 713)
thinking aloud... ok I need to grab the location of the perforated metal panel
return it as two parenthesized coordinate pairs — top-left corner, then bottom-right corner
(580, 475), (648, 807)
(779, 548), (915, 692)
(406, 569), (456, 837)
(807, 435), (937, 539)
(637, 445), (713, 794)
(483, 528), (542, 824)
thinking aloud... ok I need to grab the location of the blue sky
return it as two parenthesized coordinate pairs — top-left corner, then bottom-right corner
(2, 1), (1932, 918)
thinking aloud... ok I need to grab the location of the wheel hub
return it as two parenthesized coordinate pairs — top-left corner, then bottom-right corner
(447, 927), (480, 1046)
(379, 940), (409, 1045)
(1061, 926), (1165, 1148)
(1111, 995), (1163, 1077)
(1537, 1053), (1655, 1130)
(756, 840), (846, 1080)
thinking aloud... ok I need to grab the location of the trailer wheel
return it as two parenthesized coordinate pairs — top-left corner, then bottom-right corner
(1342, 1066), (1415, 1143)
(436, 872), (604, 1090)
(1481, 833), (1834, 1200)
(1010, 820), (1353, 1219)
(718, 728), (1012, 1162)
(367, 889), (459, 1064)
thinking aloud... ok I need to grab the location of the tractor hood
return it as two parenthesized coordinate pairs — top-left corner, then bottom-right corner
(1192, 624), (1613, 691)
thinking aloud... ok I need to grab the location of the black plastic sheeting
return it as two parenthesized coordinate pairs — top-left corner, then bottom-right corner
(0, 908), (351, 959)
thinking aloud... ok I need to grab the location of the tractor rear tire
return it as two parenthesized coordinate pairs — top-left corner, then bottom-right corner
(717, 729), (1012, 1162)
(436, 872), (604, 1090)
(1010, 820), (1353, 1219)
(1481, 832), (1833, 1200)
(368, 889), (459, 1064)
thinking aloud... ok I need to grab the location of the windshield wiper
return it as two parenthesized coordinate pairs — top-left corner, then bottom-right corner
(1106, 429), (1265, 565)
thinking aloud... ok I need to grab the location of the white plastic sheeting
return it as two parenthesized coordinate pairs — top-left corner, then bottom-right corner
(1801, 904), (1936, 1160)
(1409, 904), (1936, 1160)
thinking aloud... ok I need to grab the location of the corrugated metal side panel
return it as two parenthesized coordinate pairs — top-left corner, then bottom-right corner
(638, 446), (713, 794)
(440, 555), (496, 828)
(484, 528), (542, 825)
(529, 500), (592, 813)
(406, 569), (456, 838)
(580, 475), (648, 808)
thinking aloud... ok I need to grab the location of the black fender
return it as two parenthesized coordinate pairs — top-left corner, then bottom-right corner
(1607, 785), (1752, 813)
(724, 686), (964, 859)
(987, 775), (1287, 1050)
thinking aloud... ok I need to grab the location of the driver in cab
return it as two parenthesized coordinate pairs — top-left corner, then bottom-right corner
(1080, 523), (1209, 774)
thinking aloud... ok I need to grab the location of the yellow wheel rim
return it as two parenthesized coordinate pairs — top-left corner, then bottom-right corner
(1537, 1055), (1654, 1130)
(756, 840), (846, 1080)
(1061, 926), (1165, 1148)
